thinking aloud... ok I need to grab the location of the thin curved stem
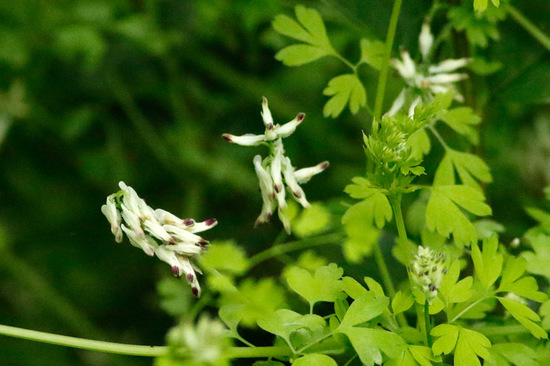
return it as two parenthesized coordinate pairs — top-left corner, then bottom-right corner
(506, 4), (550, 52)
(0, 324), (293, 359)
(248, 232), (345, 267)
(424, 302), (432, 347)
(373, 0), (404, 124)
(449, 296), (491, 324)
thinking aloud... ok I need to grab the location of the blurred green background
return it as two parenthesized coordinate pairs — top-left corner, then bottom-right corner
(0, 0), (549, 364)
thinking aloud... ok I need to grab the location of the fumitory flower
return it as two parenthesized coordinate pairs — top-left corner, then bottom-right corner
(410, 246), (447, 303)
(388, 22), (472, 116)
(223, 97), (329, 233)
(101, 182), (217, 297)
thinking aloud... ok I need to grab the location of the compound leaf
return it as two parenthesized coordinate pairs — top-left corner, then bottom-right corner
(439, 107), (481, 145)
(497, 297), (547, 339)
(431, 325), (491, 366)
(323, 74), (366, 118)
(338, 326), (406, 366)
(340, 292), (389, 328)
(471, 234), (503, 289)
(286, 263), (344, 309)
(359, 39), (385, 70)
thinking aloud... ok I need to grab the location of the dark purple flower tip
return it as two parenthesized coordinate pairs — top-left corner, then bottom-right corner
(191, 286), (199, 297)
(168, 237), (177, 245)
(293, 191), (302, 198)
(271, 192), (276, 199)
(274, 184), (282, 193)
(222, 134), (232, 142)
(186, 273), (194, 284)
(183, 218), (195, 226)
(205, 218), (217, 226)
(171, 266), (180, 277)
(266, 123), (274, 130)
(198, 240), (209, 247)
(296, 113), (305, 122)
(320, 161), (330, 170)
(266, 213), (272, 221)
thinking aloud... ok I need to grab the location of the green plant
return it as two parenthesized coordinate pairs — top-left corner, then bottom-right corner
(1, 1), (550, 365)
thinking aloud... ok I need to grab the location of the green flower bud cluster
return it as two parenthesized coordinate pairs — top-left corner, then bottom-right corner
(410, 246), (447, 303)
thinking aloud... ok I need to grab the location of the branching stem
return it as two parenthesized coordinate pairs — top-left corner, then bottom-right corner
(506, 4), (550, 52)
(373, 0), (404, 124)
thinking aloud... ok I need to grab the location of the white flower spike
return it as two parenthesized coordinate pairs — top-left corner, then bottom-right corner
(388, 22), (472, 116)
(102, 182), (217, 297)
(224, 98), (328, 233)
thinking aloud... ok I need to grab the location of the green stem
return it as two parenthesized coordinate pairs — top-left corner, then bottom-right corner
(373, 0), (404, 124)
(506, 4), (550, 52)
(449, 296), (491, 323)
(373, 242), (396, 298)
(0, 323), (293, 359)
(428, 125), (450, 150)
(0, 324), (166, 357)
(424, 302), (432, 347)
(389, 194), (408, 241)
(248, 232), (345, 267)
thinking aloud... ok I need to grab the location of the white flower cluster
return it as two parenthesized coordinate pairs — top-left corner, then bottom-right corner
(388, 22), (472, 117)
(223, 97), (329, 233)
(410, 246), (447, 303)
(101, 182), (217, 297)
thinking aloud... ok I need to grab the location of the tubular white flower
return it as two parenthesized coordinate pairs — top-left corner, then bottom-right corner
(121, 224), (156, 256)
(426, 73), (468, 84)
(101, 195), (123, 243)
(274, 113), (305, 139)
(103, 182), (215, 297)
(282, 157), (310, 208)
(419, 22), (433, 60)
(222, 133), (265, 146)
(408, 96), (421, 117)
(261, 96), (274, 126)
(294, 161), (330, 184)
(388, 23), (471, 116)
(428, 58), (472, 74)
(223, 98), (329, 232)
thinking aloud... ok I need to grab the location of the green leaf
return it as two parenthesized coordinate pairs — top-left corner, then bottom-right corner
(272, 5), (334, 67)
(487, 343), (538, 366)
(474, 0), (488, 12)
(338, 327), (406, 366)
(220, 278), (286, 327)
(439, 107), (481, 145)
(275, 44), (330, 66)
(344, 177), (379, 199)
(157, 277), (192, 317)
(292, 354), (337, 366)
(322, 74), (367, 118)
(342, 190), (392, 262)
(339, 292), (388, 328)
(471, 235), (503, 289)
(407, 128), (431, 161)
(426, 185), (491, 246)
(200, 240), (249, 275)
(364, 277), (385, 298)
(439, 261), (473, 305)
(431, 325), (491, 366)
(498, 297), (548, 339)
(286, 263), (344, 310)
(497, 256), (547, 302)
(522, 232), (550, 281)
(434, 149), (492, 190)
(257, 309), (326, 343)
(342, 276), (368, 299)
(359, 39), (385, 70)
(292, 202), (331, 238)
(409, 345), (441, 366)
(253, 361), (286, 366)
(392, 291), (414, 315)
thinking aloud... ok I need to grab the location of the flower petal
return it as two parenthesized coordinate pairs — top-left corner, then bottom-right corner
(294, 161), (330, 184)
(222, 133), (265, 146)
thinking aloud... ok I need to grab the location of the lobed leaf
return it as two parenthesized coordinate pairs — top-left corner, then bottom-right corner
(426, 185), (491, 246)
(339, 292), (389, 328)
(338, 327), (406, 366)
(322, 74), (367, 118)
(487, 343), (538, 366)
(431, 325), (491, 366)
(359, 39), (385, 70)
(286, 263), (344, 309)
(497, 297), (548, 339)
(471, 234), (503, 290)
(439, 107), (481, 145)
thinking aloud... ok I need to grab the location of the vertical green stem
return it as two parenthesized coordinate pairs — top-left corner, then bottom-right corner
(424, 302), (432, 347)
(373, 0), (404, 125)
(506, 4), (550, 52)
(389, 194), (408, 242)
(373, 244), (396, 298)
